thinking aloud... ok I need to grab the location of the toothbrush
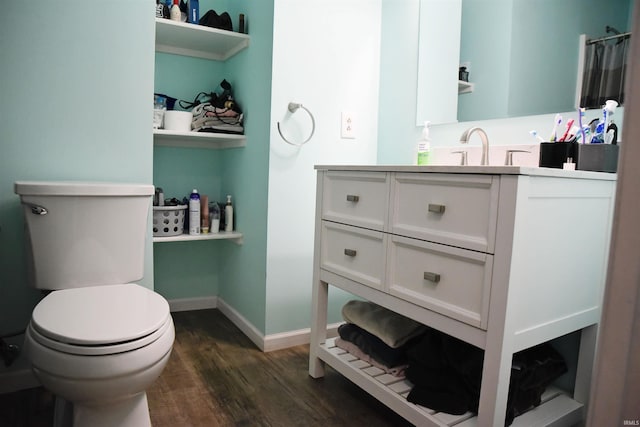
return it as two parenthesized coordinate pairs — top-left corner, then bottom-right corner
(549, 114), (562, 142)
(565, 125), (580, 142)
(529, 130), (544, 142)
(578, 108), (586, 143)
(559, 119), (575, 142)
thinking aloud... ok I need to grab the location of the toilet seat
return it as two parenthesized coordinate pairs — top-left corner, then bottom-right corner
(30, 283), (171, 356)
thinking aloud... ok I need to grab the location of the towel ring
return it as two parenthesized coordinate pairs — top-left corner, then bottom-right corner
(277, 102), (316, 146)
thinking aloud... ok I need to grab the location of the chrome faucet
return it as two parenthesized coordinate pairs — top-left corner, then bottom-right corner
(459, 127), (490, 166)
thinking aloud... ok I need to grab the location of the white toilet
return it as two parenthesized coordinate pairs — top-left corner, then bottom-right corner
(14, 181), (175, 427)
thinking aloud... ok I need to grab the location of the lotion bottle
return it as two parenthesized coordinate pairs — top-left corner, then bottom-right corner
(416, 121), (431, 165)
(170, 0), (181, 21)
(189, 189), (201, 235)
(224, 195), (233, 232)
(200, 195), (209, 234)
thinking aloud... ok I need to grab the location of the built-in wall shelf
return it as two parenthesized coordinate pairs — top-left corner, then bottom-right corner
(458, 80), (474, 94)
(153, 231), (243, 245)
(155, 18), (250, 61)
(153, 129), (246, 149)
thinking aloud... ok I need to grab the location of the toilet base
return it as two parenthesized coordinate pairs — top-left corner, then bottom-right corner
(54, 392), (151, 427)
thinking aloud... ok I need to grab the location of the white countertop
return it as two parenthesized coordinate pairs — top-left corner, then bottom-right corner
(314, 164), (617, 181)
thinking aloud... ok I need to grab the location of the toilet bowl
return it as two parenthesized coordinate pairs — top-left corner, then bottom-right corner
(24, 284), (174, 427)
(14, 181), (174, 427)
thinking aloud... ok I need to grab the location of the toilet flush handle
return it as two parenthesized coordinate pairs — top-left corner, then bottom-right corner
(26, 203), (48, 215)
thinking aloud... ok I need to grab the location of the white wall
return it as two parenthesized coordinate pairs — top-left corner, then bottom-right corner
(265, 0), (382, 334)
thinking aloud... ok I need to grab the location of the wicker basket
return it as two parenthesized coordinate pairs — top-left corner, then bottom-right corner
(153, 205), (187, 237)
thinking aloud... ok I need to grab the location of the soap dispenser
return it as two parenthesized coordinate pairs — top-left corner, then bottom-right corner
(416, 121), (431, 165)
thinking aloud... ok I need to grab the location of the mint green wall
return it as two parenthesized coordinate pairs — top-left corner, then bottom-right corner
(216, 0), (274, 333)
(0, 2), (154, 334)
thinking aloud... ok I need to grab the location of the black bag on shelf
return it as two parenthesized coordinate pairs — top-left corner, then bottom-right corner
(199, 10), (233, 31)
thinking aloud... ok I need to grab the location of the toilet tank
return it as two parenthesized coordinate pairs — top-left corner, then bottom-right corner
(14, 181), (154, 290)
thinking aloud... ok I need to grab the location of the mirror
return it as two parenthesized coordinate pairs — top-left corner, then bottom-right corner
(416, 0), (634, 124)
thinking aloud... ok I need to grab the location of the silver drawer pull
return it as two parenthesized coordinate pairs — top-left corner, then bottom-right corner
(346, 195), (360, 202)
(344, 249), (357, 257)
(428, 203), (445, 214)
(423, 272), (441, 283)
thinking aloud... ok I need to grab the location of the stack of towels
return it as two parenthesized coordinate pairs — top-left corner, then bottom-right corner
(337, 300), (568, 425)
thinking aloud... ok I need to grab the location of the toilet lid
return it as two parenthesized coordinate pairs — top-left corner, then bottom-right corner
(31, 283), (170, 346)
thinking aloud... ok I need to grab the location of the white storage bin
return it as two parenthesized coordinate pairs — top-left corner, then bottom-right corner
(153, 205), (187, 237)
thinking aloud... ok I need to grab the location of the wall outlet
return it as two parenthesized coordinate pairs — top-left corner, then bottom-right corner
(341, 112), (356, 139)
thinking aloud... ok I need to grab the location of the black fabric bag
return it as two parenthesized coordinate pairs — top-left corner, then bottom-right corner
(199, 10), (233, 31)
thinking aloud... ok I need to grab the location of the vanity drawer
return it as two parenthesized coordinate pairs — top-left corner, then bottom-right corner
(387, 234), (493, 329)
(391, 173), (499, 253)
(322, 171), (390, 231)
(320, 221), (386, 290)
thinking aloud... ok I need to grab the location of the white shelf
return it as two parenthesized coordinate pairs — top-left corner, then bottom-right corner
(318, 338), (583, 427)
(458, 80), (474, 94)
(153, 231), (243, 244)
(153, 129), (246, 149)
(155, 18), (250, 61)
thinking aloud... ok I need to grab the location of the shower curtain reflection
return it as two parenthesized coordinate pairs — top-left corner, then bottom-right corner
(580, 32), (631, 109)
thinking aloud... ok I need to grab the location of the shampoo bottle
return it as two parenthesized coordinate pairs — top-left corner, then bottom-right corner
(224, 195), (233, 232)
(189, 189), (201, 235)
(416, 121), (431, 165)
(200, 195), (209, 234)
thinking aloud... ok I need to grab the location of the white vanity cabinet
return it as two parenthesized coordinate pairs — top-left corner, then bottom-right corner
(309, 165), (616, 426)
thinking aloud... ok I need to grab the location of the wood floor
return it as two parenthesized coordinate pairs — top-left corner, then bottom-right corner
(0, 309), (412, 426)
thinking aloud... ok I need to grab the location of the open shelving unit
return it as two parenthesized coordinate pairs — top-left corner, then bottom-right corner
(319, 338), (583, 427)
(155, 18), (249, 61)
(153, 231), (243, 244)
(153, 129), (246, 149)
(153, 18), (250, 243)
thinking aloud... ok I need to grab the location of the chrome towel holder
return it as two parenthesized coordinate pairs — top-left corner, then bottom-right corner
(277, 102), (316, 146)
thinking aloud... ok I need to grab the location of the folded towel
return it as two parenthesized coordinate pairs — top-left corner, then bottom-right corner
(341, 300), (428, 348)
(338, 323), (408, 368)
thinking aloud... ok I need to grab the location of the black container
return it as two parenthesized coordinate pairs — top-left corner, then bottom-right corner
(538, 142), (619, 173)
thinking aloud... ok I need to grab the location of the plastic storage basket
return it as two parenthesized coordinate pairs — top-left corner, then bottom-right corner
(153, 205), (187, 237)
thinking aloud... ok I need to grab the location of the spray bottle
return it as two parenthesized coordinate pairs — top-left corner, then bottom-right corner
(189, 189), (201, 235)
(224, 195), (234, 232)
(416, 121), (431, 165)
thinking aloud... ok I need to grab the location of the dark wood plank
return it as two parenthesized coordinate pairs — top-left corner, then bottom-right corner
(0, 309), (413, 427)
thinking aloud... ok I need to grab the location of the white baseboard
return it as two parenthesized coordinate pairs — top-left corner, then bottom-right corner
(263, 323), (342, 352)
(168, 296), (217, 312)
(168, 296), (341, 353)
(216, 298), (266, 350)
(216, 298), (341, 352)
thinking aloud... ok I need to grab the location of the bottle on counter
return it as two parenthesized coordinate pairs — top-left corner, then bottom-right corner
(209, 202), (220, 234)
(200, 195), (209, 234)
(169, 0), (181, 21)
(189, 189), (201, 235)
(224, 195), (233, 232)
(416, 121), (431, 166)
